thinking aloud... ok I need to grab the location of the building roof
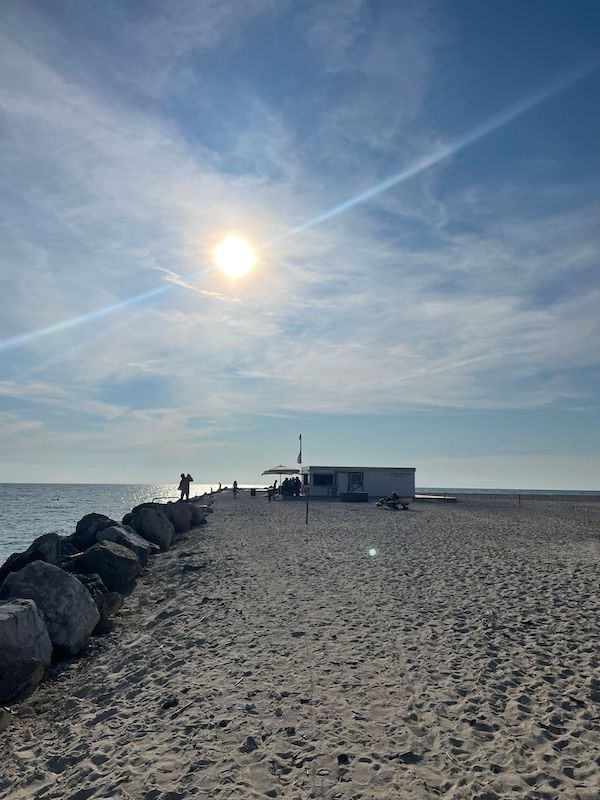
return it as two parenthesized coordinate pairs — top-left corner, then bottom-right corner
(307, 465), (415, 472)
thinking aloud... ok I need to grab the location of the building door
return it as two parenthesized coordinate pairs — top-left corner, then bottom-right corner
(347, 472), (364, 492)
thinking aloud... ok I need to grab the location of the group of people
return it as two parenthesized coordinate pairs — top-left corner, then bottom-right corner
(281, 476), (302, 496)
(266, 476), (302, 501)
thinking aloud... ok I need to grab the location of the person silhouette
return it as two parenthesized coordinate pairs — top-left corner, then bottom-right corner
(178, 472), (193, 500)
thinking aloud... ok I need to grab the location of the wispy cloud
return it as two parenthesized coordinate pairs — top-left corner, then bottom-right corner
(0, 1), (599, 481)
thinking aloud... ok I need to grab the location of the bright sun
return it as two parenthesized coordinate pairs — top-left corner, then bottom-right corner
(214, 235), (256, 279)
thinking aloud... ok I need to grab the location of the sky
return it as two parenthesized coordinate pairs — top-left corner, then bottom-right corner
(0, 0), (599, 489)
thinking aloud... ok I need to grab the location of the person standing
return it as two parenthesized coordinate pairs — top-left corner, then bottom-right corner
(178, 472), (193, 500)
(233, 480), (238, 497)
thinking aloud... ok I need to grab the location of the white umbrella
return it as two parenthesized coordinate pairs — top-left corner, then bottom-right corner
(261, 465), (300, 482)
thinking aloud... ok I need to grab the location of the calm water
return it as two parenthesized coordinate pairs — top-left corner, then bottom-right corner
(0, 483), (217, 564)
(1, 483), (598, 565)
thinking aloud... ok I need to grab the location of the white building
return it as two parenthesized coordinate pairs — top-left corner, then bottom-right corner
(304, 465), (415, 499)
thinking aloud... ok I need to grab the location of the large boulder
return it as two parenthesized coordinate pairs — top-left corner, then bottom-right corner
(0, 533), (62, 586)
(69, 513), (119, 551)
(187, 503), (208, 527)
(68, 542), (141, 592)
(96, 525), (154, 566)
(163, 502), (192, 534)
(0, 657), (45, 704)
(73, 572), (108, 605)
(72, 574), (123, 635)
(123, 507), (174, 551)
(130, 501), (191, 534)
(0, 562), (99, 656)
(0, 598), (52, 666)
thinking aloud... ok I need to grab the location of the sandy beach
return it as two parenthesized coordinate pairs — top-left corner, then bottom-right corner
(1, 492), (598, 800)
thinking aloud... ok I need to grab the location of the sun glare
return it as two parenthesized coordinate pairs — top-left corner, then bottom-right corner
(214, 235), (256, 279)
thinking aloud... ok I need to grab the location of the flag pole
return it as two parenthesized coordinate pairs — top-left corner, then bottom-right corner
(298, 433), (309, 525)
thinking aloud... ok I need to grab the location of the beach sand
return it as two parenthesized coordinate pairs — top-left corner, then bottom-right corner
(1, 492), (598, 799)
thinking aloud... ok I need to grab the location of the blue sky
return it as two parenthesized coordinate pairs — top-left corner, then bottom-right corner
(0, 0), (599, 488)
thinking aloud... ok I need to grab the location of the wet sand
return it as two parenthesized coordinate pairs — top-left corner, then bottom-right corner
(1, 492), (599, 799)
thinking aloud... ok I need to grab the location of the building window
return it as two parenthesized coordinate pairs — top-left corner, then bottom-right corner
(313, 473), (333, 486)
(348, 472), (364, 491)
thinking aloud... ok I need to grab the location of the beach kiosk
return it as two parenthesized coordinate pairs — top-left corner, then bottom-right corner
(304, 465), (415, 501)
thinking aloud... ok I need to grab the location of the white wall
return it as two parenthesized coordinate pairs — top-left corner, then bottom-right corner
(309, 468), (415, 498)
(362, 470), (414, 497)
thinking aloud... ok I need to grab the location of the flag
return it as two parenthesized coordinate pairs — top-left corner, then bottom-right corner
(297, 434), (302, 464)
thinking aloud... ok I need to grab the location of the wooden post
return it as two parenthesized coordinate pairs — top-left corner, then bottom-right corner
(305, 488), (309, 525)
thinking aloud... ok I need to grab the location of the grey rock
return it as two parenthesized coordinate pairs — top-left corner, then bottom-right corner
(122, 523), (159, 554)
(72, 573), (123, 628)
(72, 572), (109, 608)
(0, 562), (99, 656)
(57, 540), (78, 560)
(0, 708), (10, 733)
(0, 533), (61, 587)
(123, 507), (174, 551)
(97, 525), (154, 566)
(69, 513), (119, 551)
(0, 598), (52, 667)
(163, 502), (192, 534)
(0, 657), (44, 704)
(187, 503), (207, 527)
(68, 542), (141, 592)
(72, 573), (123, 636)
(101, 591), (123, 620)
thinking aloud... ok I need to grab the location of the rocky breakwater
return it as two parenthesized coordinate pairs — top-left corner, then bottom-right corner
(0, 495), (213, 733)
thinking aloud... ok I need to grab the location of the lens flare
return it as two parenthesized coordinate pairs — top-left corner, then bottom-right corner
(214, 235), (256, 279)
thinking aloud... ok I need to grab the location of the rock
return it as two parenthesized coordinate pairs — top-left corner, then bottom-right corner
(69, 513), (119, 551)
(71, 573), (121, 625)
(0, 598), (53, 667)
(172, 501), (193, 533)
(187, 503), (207, 527)
(123, 508), (174, 551)
(0, 657), (45, 704)
(30, 533), (61, 564)
(72, 572), (109, 607)
(58, 540), (78, 560)
(72, 571), (123, 634)
(101, 591), (123, 619)
(0, 708), (10, 733)
(68, 542), (141, 592)
(0, 533), (62, 587)
(131, 501), (191, 534)
(97, 525), (154, 566)
(122, 524), (160, 554)
(0, 562), (99, 656)
(161, 502), (192, 534)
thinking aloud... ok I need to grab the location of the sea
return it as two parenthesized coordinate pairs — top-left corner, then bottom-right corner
(0, 483), (599, 565)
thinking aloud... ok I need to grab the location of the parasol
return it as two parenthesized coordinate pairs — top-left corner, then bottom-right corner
(261, 465), (300, 482)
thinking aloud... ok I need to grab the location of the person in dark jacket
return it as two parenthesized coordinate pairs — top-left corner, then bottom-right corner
(178, 473), (193, 500)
